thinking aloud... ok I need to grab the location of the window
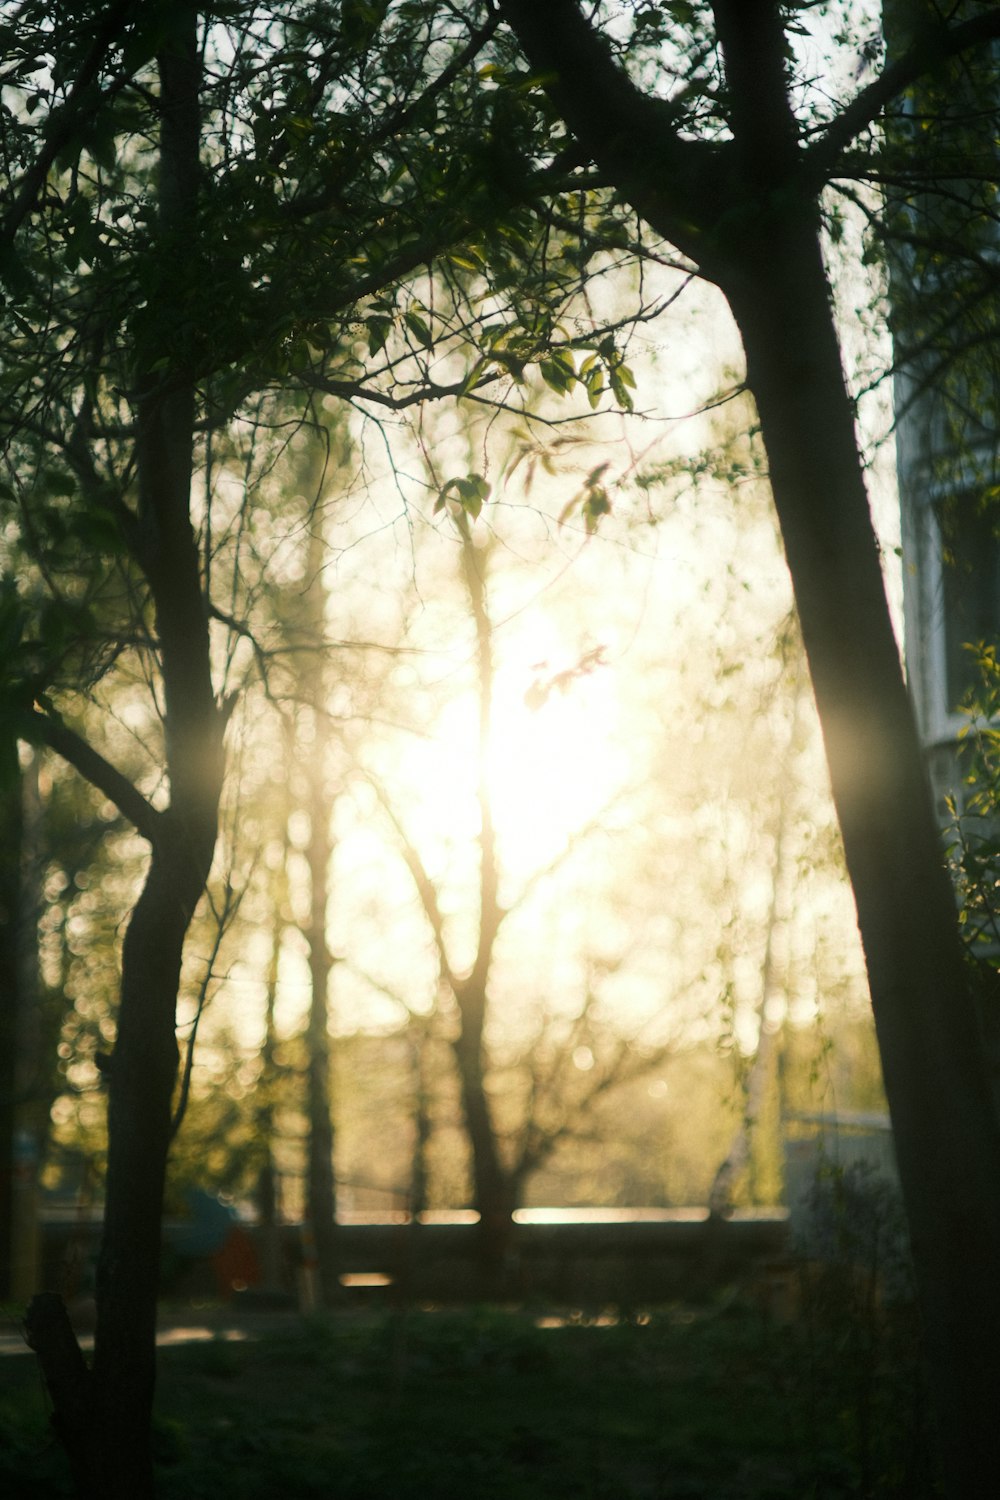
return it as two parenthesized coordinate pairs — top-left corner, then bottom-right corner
(938, 495), (1000, 712)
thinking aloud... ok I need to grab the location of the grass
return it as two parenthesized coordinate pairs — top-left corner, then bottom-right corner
(0, 1292), (940, 1499)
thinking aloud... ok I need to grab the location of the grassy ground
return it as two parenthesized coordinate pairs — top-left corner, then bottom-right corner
(0, 1292), (939, 1499)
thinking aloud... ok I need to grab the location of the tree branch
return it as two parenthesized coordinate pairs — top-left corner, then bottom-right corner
(498, 0), (717, 262)
(809, 9), (1000, 182)
(365, 772), (460, 993)
(0, 0), (139, 245)
(29, 707), (163, 845)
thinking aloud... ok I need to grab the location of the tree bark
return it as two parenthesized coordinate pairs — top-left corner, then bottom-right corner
(452, 975), (517, 1278)
(27, 12), (225, 1495)
(497, 2), (1000, 1490)
(709, 9), (1000, 1483)
(452, 524), (519, 1280)
(0, 752), (23, 1301)
(725, 215), (1000, 1495)
(301, 504), (340, 1305)
(255, 874), (284, 1289)
(304, 717), (339, 1304)
(91, 842), (211, 1495)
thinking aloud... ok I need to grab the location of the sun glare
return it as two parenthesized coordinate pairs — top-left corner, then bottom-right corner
(486, 658), (623, 876)
(397, 646), (625, 886)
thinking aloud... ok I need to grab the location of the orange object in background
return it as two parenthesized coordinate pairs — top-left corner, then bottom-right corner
(211, 1226), (261, 1298)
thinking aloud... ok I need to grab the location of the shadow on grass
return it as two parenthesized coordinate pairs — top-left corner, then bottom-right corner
(0, 1294), (938, 1499)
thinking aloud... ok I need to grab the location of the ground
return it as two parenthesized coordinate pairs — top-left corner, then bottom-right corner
(0, 1292), (937, 1499)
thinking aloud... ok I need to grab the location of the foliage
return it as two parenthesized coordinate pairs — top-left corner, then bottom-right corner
(947, 646), (1000, 947)
(881, 0), (1000, 470)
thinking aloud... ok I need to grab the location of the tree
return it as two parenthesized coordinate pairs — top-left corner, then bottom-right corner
(8, 1), (1000, 1491)
(360, 497), (678, 1281)
(492, 3), (1000, 1492)
(708, 648), (808, 1218)
(0, 4), (645, 1491)
(280, 430), (349, 1306)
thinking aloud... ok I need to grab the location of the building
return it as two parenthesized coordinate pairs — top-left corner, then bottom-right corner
(890, 22), (1000, 832)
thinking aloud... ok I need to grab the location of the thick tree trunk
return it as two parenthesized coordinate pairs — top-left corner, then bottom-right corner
(499, 2), (1000, 1486)
(90, 842), (210, 1494)
(725, 215), (1000, 1496)
(703, 17), (1000, 1487)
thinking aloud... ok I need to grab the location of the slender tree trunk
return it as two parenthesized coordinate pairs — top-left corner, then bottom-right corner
(453, 984), (510, 1215)
(453, 524), (518, 1278)
(0, 750), (45, 1304)
(27, 13), (224, 1495)
(407, 1018), (432, 1221)
(708, 681), (799, 1216)
(0, 750), (23, 1301)
(304, 753), (338, 1303)
(302, 525), (339, 1305)
(91, 846), (209, 1493)
(256, 873), (284, 1290)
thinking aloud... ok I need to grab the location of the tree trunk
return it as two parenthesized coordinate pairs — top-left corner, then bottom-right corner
(407, 1018), (433, 1222)
(0, 750), (23, 1301)
(256, 881), (284, 1290)
(302, 521), (339, 1305)
(724, 211), (1000, 1497)
(0, 750), (46, 1304)
(498, 1), (1000, 1485)
(454, 523), (518, 1283)
(28, 14), (224, 1494)
(708, 681), (799, 1216)
(452, 979), (517, 1286)
(304, 741), (339, 1304)
(91, 843), (210, 1494)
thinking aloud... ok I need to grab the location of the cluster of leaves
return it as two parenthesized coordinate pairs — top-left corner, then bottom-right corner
(948, 644), (1000, 953)
(0, 0), (653, 767)
(879, 5), (1000, 459)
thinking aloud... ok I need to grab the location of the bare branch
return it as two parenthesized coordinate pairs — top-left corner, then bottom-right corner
(29, 706), (163, 844)
(170, 879), (242, 1141)
(363, 771), (460, 993)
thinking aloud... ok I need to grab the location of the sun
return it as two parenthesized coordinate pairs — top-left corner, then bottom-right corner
(393, 642), (624, 888)
(484, 652), (622, 877)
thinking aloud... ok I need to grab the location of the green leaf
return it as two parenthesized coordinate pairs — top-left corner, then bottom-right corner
(539, 349), (576, 396)
(435, 474), (491, 520)
(448, 252), (482, 273)
(582, 486), (611, 534)
(404, 310), (433, 349)
(41, 469), (75, 498)
(365, 315), (393, 356)
(0, 581), (25, 657)
(609, 365), (635, 412)
(458, 359), (487, 396)
(0, 243), (33, 297)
